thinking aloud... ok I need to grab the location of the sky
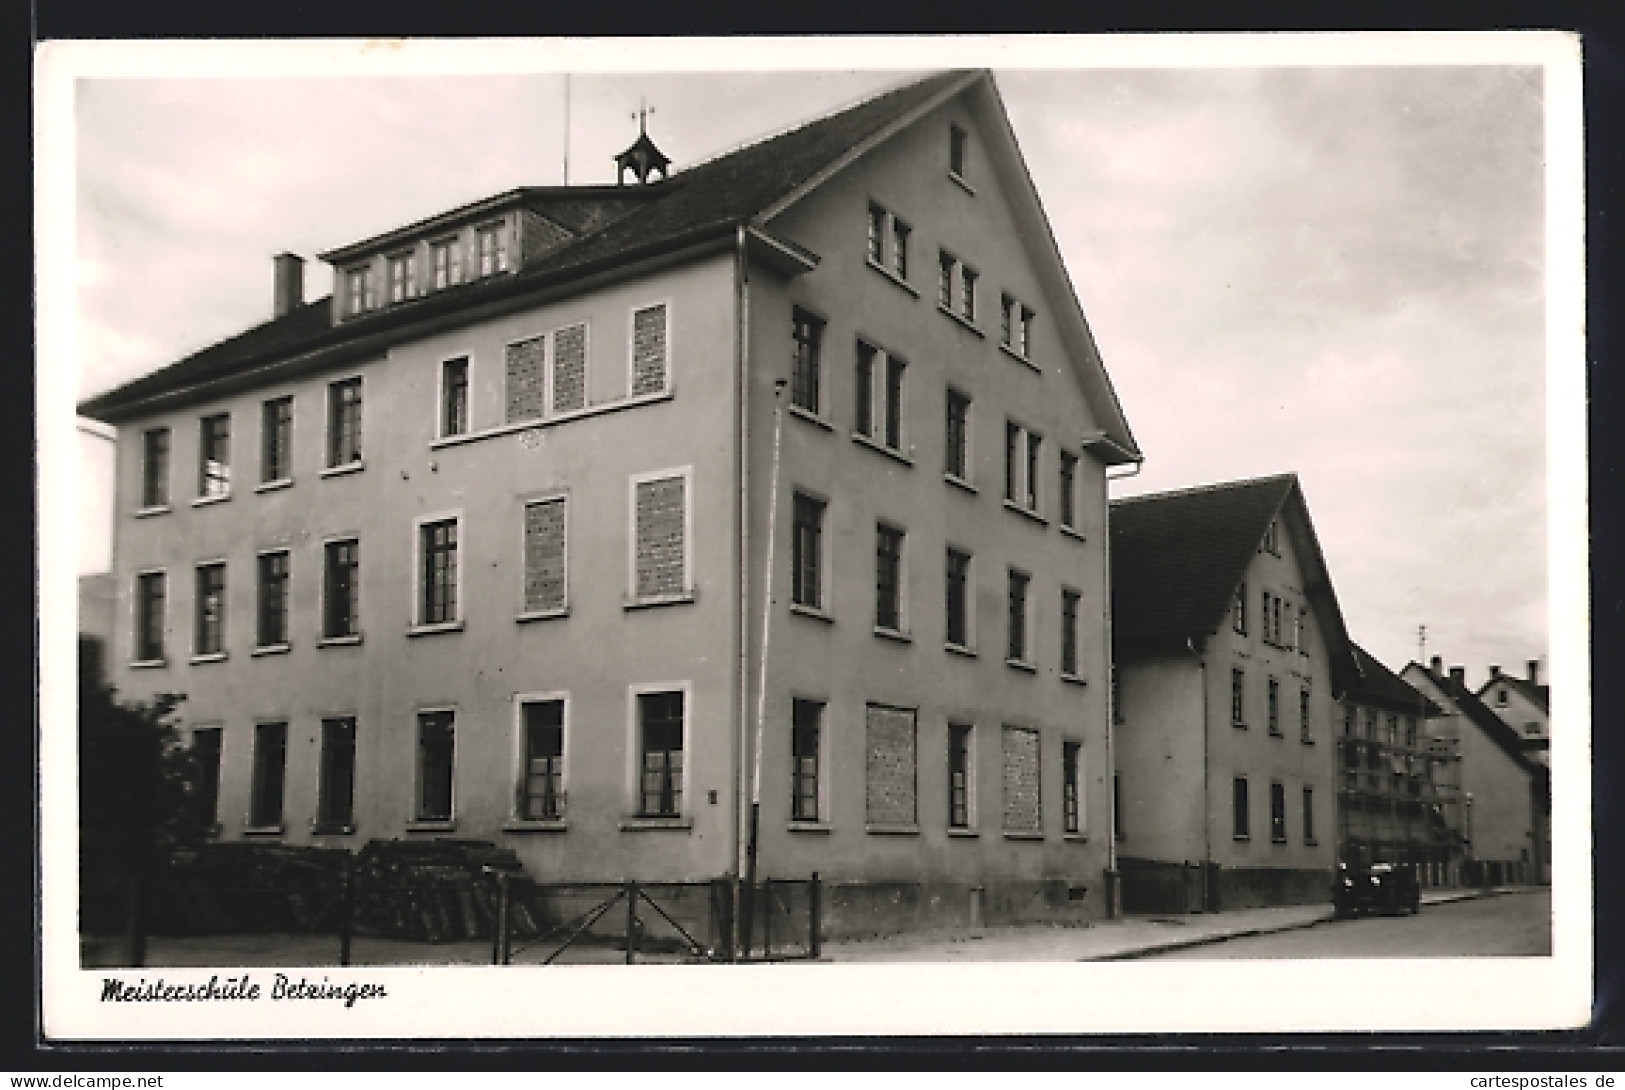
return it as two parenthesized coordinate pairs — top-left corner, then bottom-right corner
(57, 38), (1570, 688)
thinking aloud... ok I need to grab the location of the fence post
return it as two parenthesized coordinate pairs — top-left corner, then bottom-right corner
(762, 880), (773, 958)
(713, 877), (735, 963)
(809, 872), (821, 959)
(338, 857), (354, 967)
(123, 870), (146, 969)
(624, 880), (639, 965)
(493, 872), (511, 966)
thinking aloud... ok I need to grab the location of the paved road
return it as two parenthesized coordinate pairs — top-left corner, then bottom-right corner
(1148, 889), (1551, 959)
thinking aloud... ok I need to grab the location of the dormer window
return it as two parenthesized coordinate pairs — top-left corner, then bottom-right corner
(476, 224), (508, 278)
(344, 267), (373, 316)
(431, 238), (461, 291)
(387, 253), (416, 304)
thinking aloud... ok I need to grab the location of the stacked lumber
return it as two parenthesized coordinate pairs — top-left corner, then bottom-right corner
(148, 843), (351, 936)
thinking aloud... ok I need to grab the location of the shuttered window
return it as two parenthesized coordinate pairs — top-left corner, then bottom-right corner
(523, 497), (567, 614)
(1002, 726), (1042, 833)
(632, 303), (669, 396)
(633, 473), (688, 600)
(505, 335), (547, 423)
(865, 703), (917, 827)
(552, 323), (587, 413)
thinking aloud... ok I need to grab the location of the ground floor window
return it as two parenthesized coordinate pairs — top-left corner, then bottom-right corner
(638, 691), (685, 817)
(317, 717), (357, 830)
(249, 722), (287, 829)
(791, 698), (822, 822)
(864, 703), (917, 827)
(190, 726), (222, 829)
(416, 711), (455, 822)
(521, 700), (565, 821)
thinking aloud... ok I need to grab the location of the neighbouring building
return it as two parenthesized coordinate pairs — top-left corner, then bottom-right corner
(1109, 473), (1356, 913)
(1476, 660), (1550, 767)
(77, 70), (1142, 938)
(1400, 660), (1549, 886)
(78, 571), (116, 687)
(1335, 645), (1460, 888)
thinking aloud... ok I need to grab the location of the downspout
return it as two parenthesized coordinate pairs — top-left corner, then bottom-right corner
(1101, 449), (1140, 919)
(732, 227), (751, 896)
(1188, 636), (1212, 911)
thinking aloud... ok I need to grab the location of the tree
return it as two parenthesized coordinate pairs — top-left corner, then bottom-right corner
(77, 673), (201, 934)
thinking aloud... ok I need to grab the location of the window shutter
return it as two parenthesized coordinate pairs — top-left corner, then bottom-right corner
(1002, 726), (1042, 831)
(505, 335), (547, 422)
(632, 304), (668, 396)
(634, 475), (686, 598)
(552, 324), (587, 413)
(864, 704), (917, 826)
(523, 498), (567, 613)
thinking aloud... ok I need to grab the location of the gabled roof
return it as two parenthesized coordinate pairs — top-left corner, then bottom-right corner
(1405, 664), (1542, 777)
(1348, 644), (1442, 716)
(1476, 673), (1550, 715)
(1109, 472), (1359, 692)
(80, 70), (1141, 465)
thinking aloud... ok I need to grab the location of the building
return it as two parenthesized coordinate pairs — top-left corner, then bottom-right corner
(1476, 660), (1550, 766)
(1335, 645), (1460, 888)
(1400, 660), (1549, 886)
(78, 571), (116, 687)
(1109, 473), (1356, 913)
(77, 70), (1142, 937)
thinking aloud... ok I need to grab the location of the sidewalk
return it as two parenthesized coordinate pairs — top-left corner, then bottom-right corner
(819, 885), (1524, 963)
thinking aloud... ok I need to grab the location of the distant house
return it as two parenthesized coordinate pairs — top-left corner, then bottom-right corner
(1109, 473), (1357, 913)
(1476, 660), (1550, 766)
(1400, 660), (1548, 886)
(1335, 645), (1459, 888)
(78, 572), (116, 688)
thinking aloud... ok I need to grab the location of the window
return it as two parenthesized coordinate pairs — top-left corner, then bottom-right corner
(1060, 588), (1081, 677)
(260, 397), (293, 484)
(875, 523), (905, 633)
(791, 493), (825, 611)
(1063, 741), (1083, 835)
(1299, 689), (1312, 743)
(519, 700), (565, 821)
(949, 123), (968, 179)
(1001, 725), (1042, 834)
(198, 414), (231, 499)
(947, 722), (973, 829)
(631, 305), (668, 397)
(1007, 569), (1031, 664)
(1260, 591), (1287, 646)
(1233, 582), (1247, 635)
(141, 428), (170, 508)
(322, 539), (360, 639)
(344, 267), (372, 315)
(430, 238), (461, 290)
(522, 497), (568, 615)
(440, 357), (469, 437)
(1005, 422), (1041, 512)
(938, 250), (978, 322)
(1231, 668), (1246, 727)
(1261, 519), (1280, 555)
(1342, 704), (1356, 737)
(1001, 294), (1035, 359)
(1232, 776), (1250, 839)
(256, 551), (290, 648)
(637, 691), (685, 817)
(190, 727), (222, 829)
(327, 377), (363, 468)
(317, 717), (357, 831)
(476, 224), (508, 277)
(1404, 716), (1418, 748)
(945, 546), (971, 650)
(1302, 786), (1316, 844)
(1058, 451), (1078, 530)
(944, 388), (971, 480)
(1272, 596), (1283, 646)
(135, 572), (166, 662)
(416, 711), (456, 822)
(194, 563), (226, 657)
(1270, 781), (1287, 843)
(249, 722), (288, 829)
(387, 253), (416, 303)
(791, 698), (822, 822)
(1496, 689), (1509, 707)
(854, 341), (907, 453)
(865, 703), (917, 827)
(631, 471), (690, 601)
(418, 517), (460, 625)
(866, 201), (910, 279)
(1385, 712), (1399, 746)
(1267, 678), (1281, 736)
(791, 308), (825, 414)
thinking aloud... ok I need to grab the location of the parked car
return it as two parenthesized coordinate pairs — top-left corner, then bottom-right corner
(1333, 860), (1420, 918)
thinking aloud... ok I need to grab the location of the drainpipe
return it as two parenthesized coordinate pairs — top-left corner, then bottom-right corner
(1097, 444), (1140, 919)
(1189, 636), (1212, 911)
(732, 227), (751, 948)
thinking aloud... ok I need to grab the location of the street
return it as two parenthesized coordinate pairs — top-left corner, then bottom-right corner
(1146, 889), (1551, 958)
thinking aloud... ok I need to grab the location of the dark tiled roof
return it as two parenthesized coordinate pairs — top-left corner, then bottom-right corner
(1110, 473), (1298, 641)
(1349, 644), (1441, 715)
(80, 71), (974, 421)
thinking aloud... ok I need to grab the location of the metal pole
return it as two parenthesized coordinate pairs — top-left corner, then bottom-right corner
(493, 872), (511, 965)
(624, 881), (639, 965)
(809, 872), (821, 959)
(743, 378), (788, 955)
(338, 857), (354, 967)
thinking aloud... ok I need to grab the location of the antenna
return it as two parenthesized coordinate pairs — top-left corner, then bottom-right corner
(562, 74), (571, 187)
(1418, 624), (1426, 668)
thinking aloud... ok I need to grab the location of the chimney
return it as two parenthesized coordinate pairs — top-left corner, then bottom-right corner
(1528, 659), (1540, 686)
(1430, 655), (1443, 679)
(1449, 666), (1465, 689)
(1489, 664), (1501, 680)
(273, 253), (305, 318)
